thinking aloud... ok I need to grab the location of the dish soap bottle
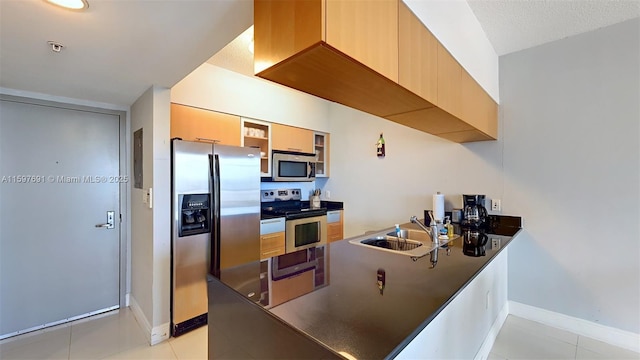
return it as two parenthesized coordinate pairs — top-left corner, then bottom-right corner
(445, 217), (454, 239)
(376, 133), (385, 158)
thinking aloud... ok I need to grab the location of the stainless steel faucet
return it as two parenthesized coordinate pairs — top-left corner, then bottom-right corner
(410, 213), (440, 268)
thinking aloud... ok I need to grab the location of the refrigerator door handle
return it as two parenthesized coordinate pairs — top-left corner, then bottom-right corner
(210, 154), (222, 278)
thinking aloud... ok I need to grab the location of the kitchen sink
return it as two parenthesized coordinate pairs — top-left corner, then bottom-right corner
(360, 236), (423, 251)
(349, 228), (441, 260)
(349, 226), (456, 264)
(385, 229), (431, 242)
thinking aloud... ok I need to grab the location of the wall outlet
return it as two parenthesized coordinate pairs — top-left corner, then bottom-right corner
(325, 190), (331, 199)
(491, 199), (501, 212)
(491, 238), (501, 250)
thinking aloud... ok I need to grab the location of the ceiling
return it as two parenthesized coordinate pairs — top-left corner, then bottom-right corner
(467, 0), (640, 55)
(1, 0), (638, 107)
(0, 0), (252, 107)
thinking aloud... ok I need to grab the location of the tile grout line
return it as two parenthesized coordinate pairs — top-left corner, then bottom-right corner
(168, 338), (180, 360)
(67, 324), (72, 360)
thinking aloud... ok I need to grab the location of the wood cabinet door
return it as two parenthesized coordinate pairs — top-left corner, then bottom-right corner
(461, 70), (498, 139)
(170, 103), (241, 146)
(328, 223), (343, 242)
(398, 2), (438, 105)
(271, 123), (314, 153)
(436, 44), (462, 118)
(325, 0), (398, 82)
(260, 232), (285, 259)
(327, 210), (343, 242)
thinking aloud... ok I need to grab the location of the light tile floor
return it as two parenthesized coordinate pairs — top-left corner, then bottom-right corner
(0, 308), (207, 360)
(489, 315), (640, 360)
(1, 309), (637, 359)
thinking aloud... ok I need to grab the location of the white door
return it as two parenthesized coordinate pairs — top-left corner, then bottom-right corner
(0, 98), (122, 338)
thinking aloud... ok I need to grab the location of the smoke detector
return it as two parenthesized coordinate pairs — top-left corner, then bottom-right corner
(47, 41), (65, 53)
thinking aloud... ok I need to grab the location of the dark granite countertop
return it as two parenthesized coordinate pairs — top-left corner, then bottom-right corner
(209, 217), (520, 359)
(207, 276), (342, 359)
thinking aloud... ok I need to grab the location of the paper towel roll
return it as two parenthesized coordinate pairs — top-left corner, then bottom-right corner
(433, 193), (445, 221)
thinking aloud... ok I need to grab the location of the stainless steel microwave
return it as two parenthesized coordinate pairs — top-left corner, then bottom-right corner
(272, 151), (316, 182)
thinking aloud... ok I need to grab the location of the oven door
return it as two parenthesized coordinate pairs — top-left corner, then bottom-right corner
(285, 215), (327, 253)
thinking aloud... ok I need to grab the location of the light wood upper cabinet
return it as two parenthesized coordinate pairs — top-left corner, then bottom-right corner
(325, 0), (398, 81)
(254, 0), (323, 74)
(170, 103), (241, 146)
(437, 44), (463, 119)
(255, 0), (430, 119)
(255, 0), (398, 80)
(271, 123), (314, 153)
(398, 2), (437, 105)
(460, 70), (498, 139)
(254, 0), (497, 143)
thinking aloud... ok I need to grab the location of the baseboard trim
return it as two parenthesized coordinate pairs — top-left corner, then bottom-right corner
(509, 301), (640, 353)
(150, 322), (170, 346)
(475, 301), (510, 360)
(129, 295), (170, 346)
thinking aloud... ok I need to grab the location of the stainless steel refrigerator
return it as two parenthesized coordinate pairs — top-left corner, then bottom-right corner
(171, 139), (261, 337)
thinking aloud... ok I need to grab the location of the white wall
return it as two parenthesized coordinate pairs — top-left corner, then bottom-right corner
(171, 64), (331, 132)
(325, 103), (504, 237)
(404, 0), (499, 102)
(130, 87), (155, 334)
(500, 18), (640, 333)
(130, 85), (172, 344)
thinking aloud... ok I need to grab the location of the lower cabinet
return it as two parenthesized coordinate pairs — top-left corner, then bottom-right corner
(260, 218), (286, 260)
(327, 210), (344, 243)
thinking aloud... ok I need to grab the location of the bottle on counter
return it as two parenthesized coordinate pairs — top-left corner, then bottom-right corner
(446, 217), (454, 239)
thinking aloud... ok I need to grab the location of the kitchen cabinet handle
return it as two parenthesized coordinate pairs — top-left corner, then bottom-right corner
(262, 249), (283, 255)
(287, 147), (302, 151)
(261, 219), (284, 224)
(262, 233), (283, 240)
(196, 137), (220, 143)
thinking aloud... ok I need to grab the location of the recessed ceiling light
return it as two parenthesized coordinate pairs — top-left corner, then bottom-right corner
(44, 0), (89, 10)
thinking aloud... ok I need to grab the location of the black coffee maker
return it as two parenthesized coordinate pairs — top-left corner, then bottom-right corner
(461, 194), (488, 229)
(461, 194), (489, 257)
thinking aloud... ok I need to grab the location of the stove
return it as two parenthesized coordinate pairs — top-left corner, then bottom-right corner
(262, 188), (328, 254)
(261, 188), (327, 220)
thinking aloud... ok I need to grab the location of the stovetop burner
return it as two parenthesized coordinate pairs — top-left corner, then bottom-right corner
(261, 188), (327, 220)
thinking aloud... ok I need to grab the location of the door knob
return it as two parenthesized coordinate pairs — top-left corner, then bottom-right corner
(95, 211), (115, 229)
